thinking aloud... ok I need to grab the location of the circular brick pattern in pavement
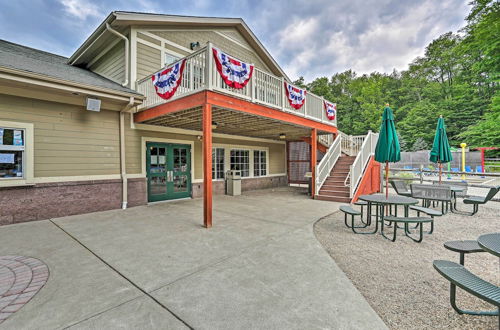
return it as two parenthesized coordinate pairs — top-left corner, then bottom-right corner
(0, 256), (49, 325)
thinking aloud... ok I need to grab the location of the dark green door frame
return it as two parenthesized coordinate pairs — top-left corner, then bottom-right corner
(146, 142), (192, 202)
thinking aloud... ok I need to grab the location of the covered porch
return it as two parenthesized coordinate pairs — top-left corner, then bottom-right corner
(134, 89), (337, 227)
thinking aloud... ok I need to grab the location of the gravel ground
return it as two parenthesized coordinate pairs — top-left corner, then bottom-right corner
(314, 201), (499, 330)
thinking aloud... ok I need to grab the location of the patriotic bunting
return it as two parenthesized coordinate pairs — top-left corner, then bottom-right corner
(324, 100), (337, 120)
(284, 82), (306, 110)
(212, 47), (254, 89)
(152, 59), (186, 100)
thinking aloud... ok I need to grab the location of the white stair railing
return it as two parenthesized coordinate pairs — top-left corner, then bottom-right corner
(315, 134), (342, 195)
(348, 131), (378, 198)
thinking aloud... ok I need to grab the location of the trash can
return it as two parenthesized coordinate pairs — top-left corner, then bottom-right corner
(226, 170), (241, 196)
(304, 171), (312, 195)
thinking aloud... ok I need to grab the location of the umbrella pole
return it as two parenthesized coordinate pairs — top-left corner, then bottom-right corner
(385, 161), (389, 215)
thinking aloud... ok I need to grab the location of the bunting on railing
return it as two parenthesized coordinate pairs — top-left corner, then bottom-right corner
(151, 59), (186, 100)
(213, 47), (254, 89)
(324, 100), (337, 120)
(284, 82), (306, 110)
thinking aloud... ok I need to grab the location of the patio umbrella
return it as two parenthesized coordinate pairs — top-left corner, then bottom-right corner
(374, 105), (401, 200)
(429, 115), (453, 183)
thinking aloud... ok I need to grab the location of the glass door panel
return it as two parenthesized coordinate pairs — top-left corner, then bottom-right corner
(146, 142), (191, 202)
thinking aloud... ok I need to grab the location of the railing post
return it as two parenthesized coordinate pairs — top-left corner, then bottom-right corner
(251, 72), (255, 102)
(280, 77), (285, 110)
(205, 42), (213, 90)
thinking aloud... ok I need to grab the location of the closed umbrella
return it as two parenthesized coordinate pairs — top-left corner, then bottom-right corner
(429, 115), (452, 183)
(374, 105), (401, 200)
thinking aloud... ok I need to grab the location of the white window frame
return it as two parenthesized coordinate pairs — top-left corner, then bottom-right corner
(229, 148), (251, 178)
(0, 121), (34, 187)
(212, 147), (225, 181)
(253, 150), (267, 177)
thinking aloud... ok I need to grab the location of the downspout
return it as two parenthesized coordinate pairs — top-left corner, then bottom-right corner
(120, 97), (135, 209)
(105, 23), (129, 87)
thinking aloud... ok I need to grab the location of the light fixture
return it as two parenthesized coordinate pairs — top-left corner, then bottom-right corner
(279, 133), (286, 139)
(190, 41), (200, 50)
(211, 121), (218, 130)
(197, 135), (202, 141)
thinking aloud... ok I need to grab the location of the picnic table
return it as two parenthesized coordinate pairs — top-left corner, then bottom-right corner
(477, 233), (500, 258)
(357, 194), (419, 235)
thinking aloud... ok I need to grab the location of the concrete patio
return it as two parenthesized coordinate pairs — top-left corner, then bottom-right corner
(0, 187), (387, 329)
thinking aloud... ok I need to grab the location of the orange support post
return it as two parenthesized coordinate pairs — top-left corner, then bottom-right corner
(311, 128), (317, 198)
(202, 103), (213, 228)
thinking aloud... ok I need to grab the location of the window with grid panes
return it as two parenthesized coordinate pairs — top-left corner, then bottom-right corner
(253, 150), (267, 177)
(230, 149), (249, 177)
(212, 147), (225, 180)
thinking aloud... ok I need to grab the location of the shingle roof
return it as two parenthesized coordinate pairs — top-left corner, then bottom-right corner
(0, 39), (140, 95)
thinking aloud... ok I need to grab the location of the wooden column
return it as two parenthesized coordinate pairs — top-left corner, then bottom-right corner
(203, 103), (213, 228)
(311, 128), (317, 198)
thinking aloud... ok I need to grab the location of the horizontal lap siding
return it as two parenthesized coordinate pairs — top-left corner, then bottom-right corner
(0, 94), (120, 177)
(150, 29), (271, 72)
(89, 42), (125, 84)
(137, 42), (161, 81)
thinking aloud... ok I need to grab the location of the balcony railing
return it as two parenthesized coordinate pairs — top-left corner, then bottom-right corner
(136, 43), (337, 127)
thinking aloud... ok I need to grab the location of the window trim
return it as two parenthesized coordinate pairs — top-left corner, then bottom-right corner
(229, 148), (251, 178)
(253, 150), (268, 177)
(212, 147), (225, 181)
(0, 120), (34, 187)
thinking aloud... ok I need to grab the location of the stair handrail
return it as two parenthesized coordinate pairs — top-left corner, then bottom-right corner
(315, 133), (342, 195)
(349, 130), (378, 198)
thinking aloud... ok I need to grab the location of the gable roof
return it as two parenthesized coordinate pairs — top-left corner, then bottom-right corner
(69, 11), (289, 80)
(0, 39), (140, 96)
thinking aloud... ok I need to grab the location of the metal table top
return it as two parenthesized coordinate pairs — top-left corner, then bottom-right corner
(358, 194), (419, 206)
(477, 233), (500, 258)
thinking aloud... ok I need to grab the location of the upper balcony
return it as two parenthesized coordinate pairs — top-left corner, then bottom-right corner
(135, 43), (337, 129)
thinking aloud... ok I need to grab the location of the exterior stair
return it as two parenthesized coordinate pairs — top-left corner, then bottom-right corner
(316, 155), (356, 203)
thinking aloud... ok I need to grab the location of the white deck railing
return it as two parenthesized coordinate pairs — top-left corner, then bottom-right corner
(339, 132), (365, 156)
(136, 43), (337, 128)
(348, 131), (378, 198)
(315, 134), (342, 195)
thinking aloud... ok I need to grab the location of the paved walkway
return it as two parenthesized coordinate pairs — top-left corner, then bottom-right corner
(0, 187), (387, 329)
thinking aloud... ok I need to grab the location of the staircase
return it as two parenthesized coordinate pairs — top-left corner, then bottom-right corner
(314, 130), (379, 203)
(316, 155), (355, 202)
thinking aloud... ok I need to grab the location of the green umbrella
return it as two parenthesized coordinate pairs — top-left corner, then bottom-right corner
(374, 105), (401, 199)
(429, 115), (452, 183)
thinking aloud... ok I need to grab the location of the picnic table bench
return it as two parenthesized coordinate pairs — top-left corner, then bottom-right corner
(382, 216), (433, 243)
(433, 260), (499, 322)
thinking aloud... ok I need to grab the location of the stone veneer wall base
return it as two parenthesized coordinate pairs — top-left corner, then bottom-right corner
(0, 178), (147, 226)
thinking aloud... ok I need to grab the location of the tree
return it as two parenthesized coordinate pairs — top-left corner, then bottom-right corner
(411, 138), (428, 151)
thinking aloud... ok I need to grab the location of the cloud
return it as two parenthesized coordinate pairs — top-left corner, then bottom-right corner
(0, 0), (471, 81)
(60, 0), (100, 20)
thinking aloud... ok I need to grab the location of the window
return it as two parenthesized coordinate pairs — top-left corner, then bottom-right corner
(254, 150), (267, 177)
(230, 149), (250, 177)
(165, 52), (181, 66)
(0, 127), (25, 179)
(212, 148), (225, 180)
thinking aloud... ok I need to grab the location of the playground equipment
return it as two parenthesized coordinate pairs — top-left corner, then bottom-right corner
(460, 143), (467, 180)
(475, 147), (499, 173)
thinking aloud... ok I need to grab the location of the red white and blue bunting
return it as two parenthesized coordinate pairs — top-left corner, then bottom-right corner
(324, 100), (337, 120)
(212, 47), (254, 89)
(151, 59), (186, 100)
(284, 82), (306, 110)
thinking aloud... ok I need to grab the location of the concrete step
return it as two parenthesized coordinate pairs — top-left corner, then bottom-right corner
(318, 190), (350, 197)
(315, 195), (351, 203)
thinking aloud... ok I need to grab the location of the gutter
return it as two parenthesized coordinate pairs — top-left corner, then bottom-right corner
(105, 23), (129, 87)
(120, 96), (135, 209)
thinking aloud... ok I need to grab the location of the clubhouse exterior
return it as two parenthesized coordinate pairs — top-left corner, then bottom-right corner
(0, 12), (379, 227)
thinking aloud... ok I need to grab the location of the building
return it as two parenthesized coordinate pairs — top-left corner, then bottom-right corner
(0, 11), (379, 226)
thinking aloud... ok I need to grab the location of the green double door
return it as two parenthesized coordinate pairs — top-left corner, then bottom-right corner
(146, 142), (191, 202)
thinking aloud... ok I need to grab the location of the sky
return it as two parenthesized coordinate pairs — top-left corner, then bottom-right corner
(0, 0), (471, 81)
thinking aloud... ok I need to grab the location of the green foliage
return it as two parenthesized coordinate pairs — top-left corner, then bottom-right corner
(300, 0), (499, 148)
